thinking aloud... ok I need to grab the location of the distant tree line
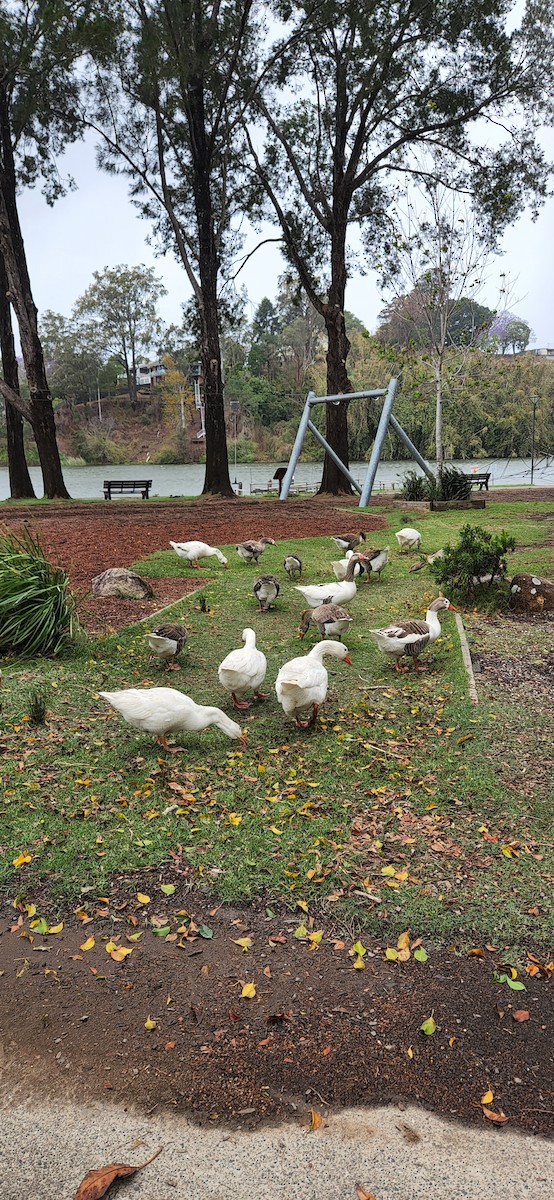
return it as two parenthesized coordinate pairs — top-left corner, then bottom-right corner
(1, 1), (553, 496)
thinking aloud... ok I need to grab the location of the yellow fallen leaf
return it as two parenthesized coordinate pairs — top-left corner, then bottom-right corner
(241, 981), (256, 998)
(110, 945), (132, 962)
(80, 936), (95, 952)
(136, 893), (151, 905)
(47, 923), (64, 935)
(296, 900), (308, 913)
(308, 930), (323, 946)
(228, 813), (242, 825)
(481, 1089), (494, 1105)
(12, 852), (32, 867)
(448, 1036), (458, 1047)
(25, 904), (36, 919)
(144, 1015), (157, 1030)
(397, 931), (410, 950)
(233, 937), (252, 952)
(407, 1046), (413, 1059)
(385, 947), (398, 961)
(269, 825), (282, 835)
(353, 955), (365, 970)
(309, 1108), (322, 1130)
(381, 865), (396, 876)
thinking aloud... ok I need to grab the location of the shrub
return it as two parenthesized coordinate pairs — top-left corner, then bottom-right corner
(0, 528), (77, 657)
(399, 470), (429, 501)
(435, 465), (473, 501)
(430, 523), (516, 601)
(26, 685), (50, 725)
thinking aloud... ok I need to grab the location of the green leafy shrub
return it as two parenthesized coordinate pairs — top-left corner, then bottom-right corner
(430, 523), (516, 600)
(26, 684), (50, 725)
(0, 528), (77, 657)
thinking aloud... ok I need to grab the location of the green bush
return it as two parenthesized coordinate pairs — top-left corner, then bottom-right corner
(430, 523), (516, 601)
(0, 528), (77, 657)
(399, 470), (429, 501)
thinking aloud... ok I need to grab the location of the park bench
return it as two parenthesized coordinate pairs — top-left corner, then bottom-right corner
(464, 471), (491, 491)
(103, 479), (152, 500)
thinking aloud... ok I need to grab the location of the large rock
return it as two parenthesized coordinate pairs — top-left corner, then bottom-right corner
(91, 568), (154, 599)
(508, 572), (554, 613)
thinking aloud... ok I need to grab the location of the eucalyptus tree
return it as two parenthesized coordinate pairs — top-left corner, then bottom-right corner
(247, 0), (554, 492)
(0, 0), (112, 498)
(0, 248), (35, 496)
(74, 264), (166, 406)
(87, 0), (261, 496)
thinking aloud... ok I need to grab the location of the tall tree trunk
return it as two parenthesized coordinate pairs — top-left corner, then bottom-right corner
(318, 225), (352, 495)
(0, 93), (69, 499)
(188, 73), (233, 498)
(0, 251), (35, 497)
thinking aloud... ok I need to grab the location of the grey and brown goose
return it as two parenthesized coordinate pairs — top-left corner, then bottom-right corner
(253, 574), (280, 612)
(284, 554), (303, 580)
(299, 603), (353, 641)
(236, 537), (276, 564)
(145, 623), (188, 670)
(368, 596), (456, 671)
(331, 532), (366, 552)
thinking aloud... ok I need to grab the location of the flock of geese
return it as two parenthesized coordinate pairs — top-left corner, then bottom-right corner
(100, 526), (455, 750)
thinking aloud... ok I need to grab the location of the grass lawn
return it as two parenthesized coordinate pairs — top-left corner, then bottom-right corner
(1, 500), (552, 950)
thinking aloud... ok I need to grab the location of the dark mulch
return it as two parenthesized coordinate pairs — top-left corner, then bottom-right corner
(0, 893), (551, 1135)
(479, 651), (554, 697)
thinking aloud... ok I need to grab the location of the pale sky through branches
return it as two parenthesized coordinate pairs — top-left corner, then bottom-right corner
(21, 131), (554, 350)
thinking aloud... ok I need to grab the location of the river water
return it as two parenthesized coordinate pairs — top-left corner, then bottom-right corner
(0, 456), (552, 501)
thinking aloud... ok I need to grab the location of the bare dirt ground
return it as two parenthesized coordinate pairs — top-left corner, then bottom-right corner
(0, 489), (552, 1135)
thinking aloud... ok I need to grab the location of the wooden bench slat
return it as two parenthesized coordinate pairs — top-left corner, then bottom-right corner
(463, 472), (491, 491)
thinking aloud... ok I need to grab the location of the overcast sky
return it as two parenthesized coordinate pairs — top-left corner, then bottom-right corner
(18, 132), (554, 350)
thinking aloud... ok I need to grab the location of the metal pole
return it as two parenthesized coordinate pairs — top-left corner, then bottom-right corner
(531, 396), (538, 485)
(388, 414), (435, 482)
(306, 420), (361, 493)
(279, 392), (314, 500)
(359, 378), (399, 507)
(234, 413), (238, 483)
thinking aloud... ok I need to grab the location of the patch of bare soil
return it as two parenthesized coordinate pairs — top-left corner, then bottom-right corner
(479, 651), (554, 697)
(0, 897), (552, 1135)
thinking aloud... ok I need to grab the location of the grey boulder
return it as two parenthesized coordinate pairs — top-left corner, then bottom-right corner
(91, 567), (154, 599)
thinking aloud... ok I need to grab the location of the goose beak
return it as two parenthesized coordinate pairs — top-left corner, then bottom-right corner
(344, 653), (353, 665)
(447, 602), (458, 611)
(239, 734), (247, 747)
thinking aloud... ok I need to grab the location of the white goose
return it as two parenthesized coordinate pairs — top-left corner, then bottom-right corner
(275, 640), (352, 727)
(99, 687), (244, 750)
(395, 527), (422, 553)
(368, 596), (456, 671)
(170, 540), (228, 568)
(218, 628), (268, 710)
(294, 554), (368, 608)
(365, 545), (390, 581)
(331, 549), (366, 581)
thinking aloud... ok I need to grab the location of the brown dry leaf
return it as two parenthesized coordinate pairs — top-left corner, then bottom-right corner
(467, 948), (485, 958)
(356, 1187), (379, 1200)
(482, 1108), (509, 1125)
(396, 930), (410, 951)
(512, 1010), (530, 1022)
(73, 1148), (163, 1199)
(309, 1107), (322, 1131)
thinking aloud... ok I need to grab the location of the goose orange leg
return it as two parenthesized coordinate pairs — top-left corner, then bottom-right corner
(232, 693), (251, 709)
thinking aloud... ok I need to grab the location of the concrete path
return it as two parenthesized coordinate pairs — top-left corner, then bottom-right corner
(1, 1094), (552, 1199)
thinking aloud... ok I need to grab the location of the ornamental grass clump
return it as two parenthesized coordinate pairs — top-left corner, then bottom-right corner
(0, 527), (76, 657)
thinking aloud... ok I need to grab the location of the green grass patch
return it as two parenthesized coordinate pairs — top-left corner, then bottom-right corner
(1, 501), (552, 948)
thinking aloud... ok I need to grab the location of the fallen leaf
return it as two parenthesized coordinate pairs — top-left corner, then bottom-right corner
(73, 1148), (162, 1199)
(512, 1010), (530, 1022)
(80, 937), (95, 952)
(233, 937), (252, 952)
(481, 1089), (494, 1105)
(309, 1107), (322, 1130)
(420, 1015), (436, 1036)
(482, 1108), (509, 1125)
(12, 852), (32, 867)
(413, 947), (428, 963)
(356, 1187), (379, 1200)
(397, 931), (410, 951)
(198, 924), (213, 939)
(144, 1015), (157, 1030)
(136, 893), (151, 905)
(241, 981), (256, 998)
(160, 884), (175, 896)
